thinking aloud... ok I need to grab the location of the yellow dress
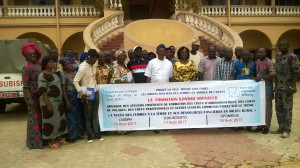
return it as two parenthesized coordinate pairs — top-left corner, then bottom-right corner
(173, 60), (197, 82)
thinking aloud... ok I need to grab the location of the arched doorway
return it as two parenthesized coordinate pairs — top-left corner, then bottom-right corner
(239, 30), (272, 59)
(62, 32), (84, 61)
(17, 32), (56, 50)
(123, 0), (172, 20)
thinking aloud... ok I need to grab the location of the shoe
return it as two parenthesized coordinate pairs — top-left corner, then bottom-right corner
(262, 128), (269, 134)
(234, 127), (243, 131)
(93, 135), (104, 141)
(87, 135), (93, 143)
(253, 127), (263, 133)
(281, 132), (289, 138)
(153, 130), (160, 134)
(246, 127), (253, 132)
(271, 128), (283, 134)
(66, 138), (76, 143)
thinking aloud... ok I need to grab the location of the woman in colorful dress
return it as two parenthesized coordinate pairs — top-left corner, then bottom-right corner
(173, 46), (198, 82)
(108, 49), (132, 84)
(38, 55), (68, 149)
(59, 57), (84, 143)
(22, 43), (43, 149)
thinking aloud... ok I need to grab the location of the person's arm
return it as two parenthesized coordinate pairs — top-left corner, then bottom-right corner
(146, 77), (151, 83)
(198, 59), (204, 81)
(172, 62), (182, 82)
(198, 73), (204, 81)
(22, 66), (35, 107)
(60, 73), (71, 111)
(190, 61), (198, 81)
(229, 63), (237, 80)
(144, 61), (152, 83)
(38, 73), (53, 112)
(287, 55), (300, 94)
(73, 65), (88, 100)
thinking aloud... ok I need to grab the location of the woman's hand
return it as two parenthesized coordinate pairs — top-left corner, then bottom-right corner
(47, 104), (53, 113)
(28, 98), (34, 108)
(66, 102), (72, 111)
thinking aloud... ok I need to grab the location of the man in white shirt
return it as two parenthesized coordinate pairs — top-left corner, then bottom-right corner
(144, 44), (173, 134)
(189, 38), (204, 71)
(73, 49), (103, 142)
(145, 44), (173, 83)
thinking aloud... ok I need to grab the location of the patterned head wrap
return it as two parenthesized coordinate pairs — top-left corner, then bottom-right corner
(59, 57), (72, 66)
(21, 43), (41, 60)
(115, 49), (126, 58)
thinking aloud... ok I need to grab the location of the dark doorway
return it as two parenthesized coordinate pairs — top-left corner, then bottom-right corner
(294, 48), (300, 60)
(130, 5), (149, 20)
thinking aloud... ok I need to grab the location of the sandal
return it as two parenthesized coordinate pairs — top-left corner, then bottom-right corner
(58, 139), (68, 145)
(49, 143), (60, 149)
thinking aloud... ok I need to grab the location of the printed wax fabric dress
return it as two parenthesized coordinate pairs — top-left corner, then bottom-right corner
(96, 64), (110, 84)
(108, 62), (131, 84)
(173, 60), (197, 82)
(22, 64), (43, 149)
(38, 72), (67, 139)
(60, 72), (84, 140)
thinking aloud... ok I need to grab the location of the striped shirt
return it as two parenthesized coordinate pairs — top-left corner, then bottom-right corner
(213, 58), (236, 80)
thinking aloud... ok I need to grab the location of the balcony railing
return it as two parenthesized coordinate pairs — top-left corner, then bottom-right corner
(0, 5), (100, 17)
(7, 6), (55, 17)
(173, 0), (300, 16)
(60, 5), (99, 17)
(200, 6), (227, 16)
(230, 5), (272, 16)
(176, 11), (243, 49)
(108, 0), (122, 10)
(275, 6), (300, 15)
(83, 11), (124, 51)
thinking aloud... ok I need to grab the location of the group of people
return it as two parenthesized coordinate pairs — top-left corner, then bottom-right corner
(22, 38), (299, 149)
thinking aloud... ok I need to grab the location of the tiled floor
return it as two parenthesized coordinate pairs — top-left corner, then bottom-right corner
(1, 83), (300, 168)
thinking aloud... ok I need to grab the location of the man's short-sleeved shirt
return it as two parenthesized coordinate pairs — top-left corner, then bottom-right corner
(256, 57), (275, 99)
(213, 58), (236, 80)
(198, 56), (220, 80)
(144, 58), (173, 83)
(127, 59), (149, 83)
(230, 60), (256, 80)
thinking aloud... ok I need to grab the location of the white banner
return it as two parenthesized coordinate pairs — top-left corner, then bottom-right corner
(98, 80), (265, 131)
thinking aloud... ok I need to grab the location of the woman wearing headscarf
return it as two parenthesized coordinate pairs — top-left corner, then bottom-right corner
(173, 47), (198, 82)
(21, 43), (43, 149)
(38, 55), (68, 149)
(108, 49), (132, 84)
(59, 57), (84, 143)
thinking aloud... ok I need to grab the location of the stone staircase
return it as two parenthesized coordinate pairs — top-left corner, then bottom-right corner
(98, 32), (213, 56)
(199, 36), (213, 56)
(98, 32), (124, 51)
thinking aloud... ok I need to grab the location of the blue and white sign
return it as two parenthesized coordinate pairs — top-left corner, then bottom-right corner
(98, 80), (265, 131)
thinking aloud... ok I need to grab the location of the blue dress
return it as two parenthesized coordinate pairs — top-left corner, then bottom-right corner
(61, 72), (84, 140)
